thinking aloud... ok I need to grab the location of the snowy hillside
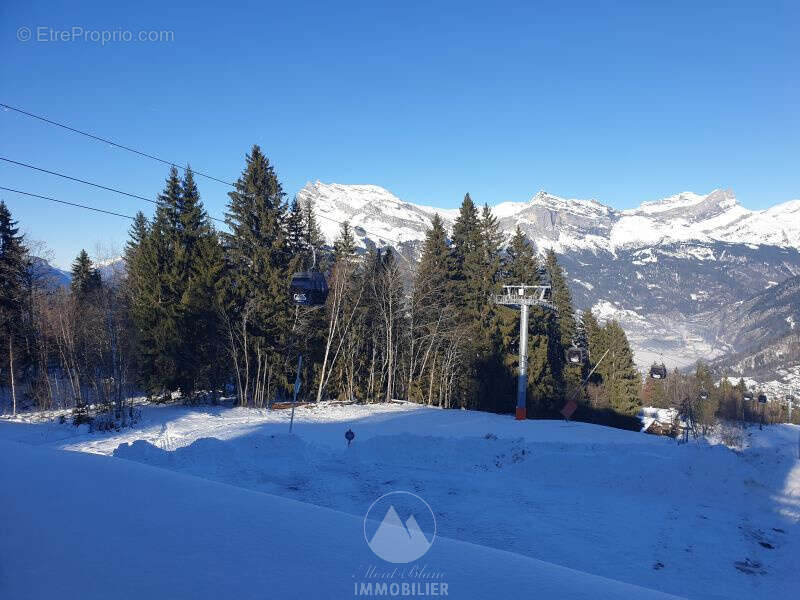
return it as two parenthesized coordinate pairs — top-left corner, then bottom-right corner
(2, 402), (798, 600)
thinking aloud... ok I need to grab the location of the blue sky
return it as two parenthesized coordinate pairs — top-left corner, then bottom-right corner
(1, 0), (797, 267)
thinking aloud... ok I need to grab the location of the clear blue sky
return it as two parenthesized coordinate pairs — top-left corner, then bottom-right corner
(1, 0), (797, 267)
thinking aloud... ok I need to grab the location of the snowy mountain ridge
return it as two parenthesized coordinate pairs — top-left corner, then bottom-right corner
(297, 181), (800, 254)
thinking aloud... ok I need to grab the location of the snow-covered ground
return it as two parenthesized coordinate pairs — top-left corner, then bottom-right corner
(2, 401), (799, 599)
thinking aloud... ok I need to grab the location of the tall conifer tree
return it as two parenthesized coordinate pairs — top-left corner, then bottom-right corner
(222, 145), (291, 405)
(70, 249), (102, 303)
(0, 201), (28, 414)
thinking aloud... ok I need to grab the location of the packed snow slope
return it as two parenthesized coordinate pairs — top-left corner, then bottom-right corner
(0, 437), (681, 600)
(2, 402), (799, 600)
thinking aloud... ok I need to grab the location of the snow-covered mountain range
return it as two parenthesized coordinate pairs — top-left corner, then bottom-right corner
(297, 182), (800, 254)
(298, 182), (800, 378)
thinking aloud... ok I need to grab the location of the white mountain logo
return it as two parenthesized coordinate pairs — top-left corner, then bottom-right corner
(364, 492), (436, 563)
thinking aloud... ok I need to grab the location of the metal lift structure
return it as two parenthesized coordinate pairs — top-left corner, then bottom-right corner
(493, 284), (556, 420)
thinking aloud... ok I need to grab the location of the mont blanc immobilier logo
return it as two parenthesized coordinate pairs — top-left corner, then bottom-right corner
(355, 491), (448, 597)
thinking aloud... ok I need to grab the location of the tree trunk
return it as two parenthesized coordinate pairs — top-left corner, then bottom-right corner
(9, 336), (17, 416)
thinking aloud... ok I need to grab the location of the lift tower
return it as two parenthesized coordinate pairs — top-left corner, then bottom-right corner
(494, 285), (555, 420)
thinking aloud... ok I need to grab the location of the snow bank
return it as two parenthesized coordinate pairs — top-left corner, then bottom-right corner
(0, 440), (681, 599)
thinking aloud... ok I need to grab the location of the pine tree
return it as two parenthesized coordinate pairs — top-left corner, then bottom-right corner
(505, 227), (539, 285)
(124, 212), (150, 274)
(70, 249), (102, 303)
(545, 249), (576, 395)
(602, 320), (641, 416)
(302, 197), (326, 270)
(333, 220), (357, 263)
(582, 310), (604, 366)
(136, 166), (185, 396)
(476, 204), (503, 321)
(450, 194), (481, 309)
(127, 166), (223, 398)
(222, 145), (291, 406)
(286, 198), (305, 252)
(177, 168), (226, 397)
(408, 214), (455, 404)
(545, 250), (576, 350)
(0, 201), (28, 414)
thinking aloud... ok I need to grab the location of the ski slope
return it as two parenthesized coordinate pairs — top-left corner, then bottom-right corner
(0, 438), (682, 600)
(1, 402), (798, 599)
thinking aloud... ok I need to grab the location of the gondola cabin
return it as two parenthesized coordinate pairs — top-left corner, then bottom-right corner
(567, 348), (584, 364)
(743, 391), (754, 401)
(698, 388), (709, 401)
(757, 393), (767, 404)
(290, 271), (329, 306)
(649, 363), (667, 380)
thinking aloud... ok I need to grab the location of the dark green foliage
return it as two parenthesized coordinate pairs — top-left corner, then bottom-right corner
(0, 201), (29, 411)
(70, 250), (102, 303)
(333, 220), (357, 263)
(286, 197), (306, 259)
(127, 167), (225, 399)
(580, 311), (641, 417)
(504, 227), (539, 285)
(222, 145), (292, 406)
(449, 194), (481, 312)
(602, 321), (641, 415)
(0, 201), (28, 330)
(545, 250), (576, 351)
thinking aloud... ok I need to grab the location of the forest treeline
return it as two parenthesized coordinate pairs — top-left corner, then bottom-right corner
(0, 145), (643, 427)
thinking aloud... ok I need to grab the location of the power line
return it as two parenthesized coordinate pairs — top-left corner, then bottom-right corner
(1, 103), (235, 186)
(0, 186), (134, 220)
(0, 156), (226, 224)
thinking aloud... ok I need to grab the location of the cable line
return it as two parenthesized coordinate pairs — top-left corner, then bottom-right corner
(1, 102), (234, 186)
(0, 156), (226, 224)
(1, 102), (415, 248)
(0, 186), (134, 220)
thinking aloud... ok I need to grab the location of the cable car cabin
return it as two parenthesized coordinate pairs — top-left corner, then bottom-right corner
(757, 393), (767, 404)
(649, 363), (667, 380)
(567, 348), (584, 364)
(698, 388), (709, 401)
(743, 391), (754, 401)
(290, 271), (329, 306)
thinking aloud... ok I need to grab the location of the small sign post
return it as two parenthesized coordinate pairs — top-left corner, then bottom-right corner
(289, 355), (302, 433)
